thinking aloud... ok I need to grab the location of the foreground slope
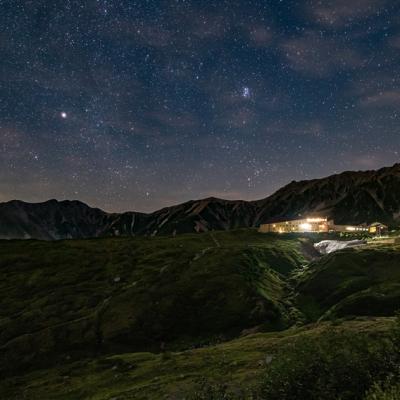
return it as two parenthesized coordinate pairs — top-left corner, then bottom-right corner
(0, 318), (396, 400)
(0, 163), (399, 239)
(1, 231), (400, 399)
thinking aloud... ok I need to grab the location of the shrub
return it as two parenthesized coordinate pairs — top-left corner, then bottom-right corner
(365, 314), (400, 400)
(365, 380), (400, 400)
(259, 328), (399, 400)
(187, 379), (231, 400)
(185, 317), (400, 400)
(187, 378), (256, 400)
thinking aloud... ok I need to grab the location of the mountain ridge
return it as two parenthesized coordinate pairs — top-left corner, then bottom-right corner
(1, 163), (399, 239)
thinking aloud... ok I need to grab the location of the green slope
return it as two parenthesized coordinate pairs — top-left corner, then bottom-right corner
(0, 229), (305, 376)
(0, 318), (396, 400)
(1, 230), (400, 399)
(295, 243), (400, 321)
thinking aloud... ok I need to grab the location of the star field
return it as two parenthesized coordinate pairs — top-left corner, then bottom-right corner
(1, 0), (400, 212)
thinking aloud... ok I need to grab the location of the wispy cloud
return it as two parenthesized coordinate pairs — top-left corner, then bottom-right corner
(389, 34), (400, 48)
(243, 24), (274, 47)
(360, 89), (400, 107)
(349, 70), (400, 108)
(281, 31), (364, 77)
(307, 0), (387, 28)
(149, 110), (200, 131)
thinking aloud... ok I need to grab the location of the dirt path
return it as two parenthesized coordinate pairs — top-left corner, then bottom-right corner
(190, 232), (221, 264)
(210, 232), (221, 247)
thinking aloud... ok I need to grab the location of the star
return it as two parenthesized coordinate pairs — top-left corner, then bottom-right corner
(0, 0), (398, 213)
(242, 87), (251, 99)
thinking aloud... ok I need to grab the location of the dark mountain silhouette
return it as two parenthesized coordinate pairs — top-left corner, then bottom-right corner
(0, 163), (399, 239)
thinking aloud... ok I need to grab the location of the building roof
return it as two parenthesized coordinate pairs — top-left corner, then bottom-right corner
(369, 222), (388, 227)
(260, 215), (327, 225)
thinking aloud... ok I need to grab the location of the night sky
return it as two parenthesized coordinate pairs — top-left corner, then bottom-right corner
(1, 0), (400, 212)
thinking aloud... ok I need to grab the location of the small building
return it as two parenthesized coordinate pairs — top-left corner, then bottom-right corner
(330, 223), (368, 233)
(368, 222), (388, 235)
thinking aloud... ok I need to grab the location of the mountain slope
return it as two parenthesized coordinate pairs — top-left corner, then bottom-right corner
(0, 199), (110, 240)
(0, 163), (399, 239)
(255, 163), (400, 225)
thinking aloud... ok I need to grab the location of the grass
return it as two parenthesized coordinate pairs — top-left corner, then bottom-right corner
(1, 229), (399, 399)
(0, 318), (395, 400)
(0, 229), (305, 376)
(295, 243), (400, 322)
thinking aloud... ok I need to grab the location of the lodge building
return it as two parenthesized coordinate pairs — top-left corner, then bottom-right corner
(258, 217), (387, 235)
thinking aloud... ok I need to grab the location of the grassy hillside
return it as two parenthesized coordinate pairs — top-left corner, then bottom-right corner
(295, 243), (400, 321)
(0, 317), (396, 399)
(1, 229), (400, 399)
(0, 229), (306, 376)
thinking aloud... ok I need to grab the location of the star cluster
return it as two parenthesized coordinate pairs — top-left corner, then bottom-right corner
(1, 0), (399, 212)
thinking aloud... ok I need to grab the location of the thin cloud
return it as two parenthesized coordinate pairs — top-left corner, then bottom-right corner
(360, 90), (400, 107)
(308, 0), (387, 28)
(244, 25), (274, 47)
(281, 31), (364, 77)
(389, 34), (400, 48)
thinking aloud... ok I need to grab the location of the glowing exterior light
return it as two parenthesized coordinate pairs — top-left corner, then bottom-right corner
(299, 223), (312, 231)
(306, 218), (327, 222)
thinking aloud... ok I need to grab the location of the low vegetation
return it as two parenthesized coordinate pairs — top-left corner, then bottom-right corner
(0, 318), (398, 399)
(0, 230), (305, 376)
(296, 244), (400, 321)
(0, 229), (399, 399)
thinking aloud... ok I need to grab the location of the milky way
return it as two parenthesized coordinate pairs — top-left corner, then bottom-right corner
(1, 0), (400, 212)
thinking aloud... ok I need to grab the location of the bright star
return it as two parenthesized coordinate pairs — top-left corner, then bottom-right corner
(61, 112), (67, 119)
(242, 87), (251, 99)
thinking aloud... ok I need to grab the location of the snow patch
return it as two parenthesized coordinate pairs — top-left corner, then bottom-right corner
(314, 239), (367, 254)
